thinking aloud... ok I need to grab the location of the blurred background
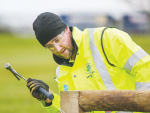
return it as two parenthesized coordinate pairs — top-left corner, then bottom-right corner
(0, 0), (150, 113)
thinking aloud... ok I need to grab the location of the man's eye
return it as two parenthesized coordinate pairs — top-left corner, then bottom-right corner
(49, 46), (54, 50)
(55, 38), (60, 42)
(47, 45), (53, 48)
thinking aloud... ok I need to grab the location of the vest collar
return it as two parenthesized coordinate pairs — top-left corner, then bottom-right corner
(72, 27), (82, 48)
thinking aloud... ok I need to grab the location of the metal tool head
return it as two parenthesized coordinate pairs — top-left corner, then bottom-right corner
(4, 63), (11, 69)
(5, 63), (21, 80)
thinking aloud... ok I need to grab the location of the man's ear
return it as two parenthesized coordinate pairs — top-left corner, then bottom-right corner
(65, 27), (72, 36)
(65, 27), (69, 32)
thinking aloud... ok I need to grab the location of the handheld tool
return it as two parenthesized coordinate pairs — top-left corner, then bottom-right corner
(5, 63), (54, 100)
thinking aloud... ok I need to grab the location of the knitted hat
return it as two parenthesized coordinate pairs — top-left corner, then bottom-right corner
(33, 12), (67, 46)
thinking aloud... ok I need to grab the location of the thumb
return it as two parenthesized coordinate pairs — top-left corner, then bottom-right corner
(27, 78), (34, 83)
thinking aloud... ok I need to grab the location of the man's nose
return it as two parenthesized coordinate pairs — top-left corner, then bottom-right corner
(54, 44), (61, 52)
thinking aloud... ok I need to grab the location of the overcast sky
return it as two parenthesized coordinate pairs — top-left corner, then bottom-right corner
(0, 0), (135, 32)
(0, 0), (134, 15)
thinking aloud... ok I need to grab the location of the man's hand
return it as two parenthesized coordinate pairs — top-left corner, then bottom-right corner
(26, 78), (50, 101)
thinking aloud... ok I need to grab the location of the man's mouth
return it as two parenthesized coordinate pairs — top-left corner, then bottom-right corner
(61, 49), (66, 54)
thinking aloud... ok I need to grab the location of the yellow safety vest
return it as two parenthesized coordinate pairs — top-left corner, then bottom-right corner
(41, 27), (150, 113)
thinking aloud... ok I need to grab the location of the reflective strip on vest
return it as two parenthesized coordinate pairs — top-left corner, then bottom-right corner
(136, 82), (150, 90)
(88, 28), (116, 90)
(123, 49), (148, 72)
(56, 65), (61, 78)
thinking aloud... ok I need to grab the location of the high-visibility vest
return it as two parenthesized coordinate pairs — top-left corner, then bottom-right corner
(41, 27), (150, 113)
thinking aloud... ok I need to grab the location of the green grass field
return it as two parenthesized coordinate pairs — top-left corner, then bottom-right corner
(0, 33), (59, 113)
(0, 33), (150, 113)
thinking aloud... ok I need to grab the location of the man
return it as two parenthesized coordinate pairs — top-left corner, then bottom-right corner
(27, 12), (150, 113)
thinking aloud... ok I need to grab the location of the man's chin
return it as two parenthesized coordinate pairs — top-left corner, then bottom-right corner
(58, 55), (70, 59)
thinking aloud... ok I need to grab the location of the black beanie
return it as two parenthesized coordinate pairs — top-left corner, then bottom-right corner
(33, 12), (67, 47)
